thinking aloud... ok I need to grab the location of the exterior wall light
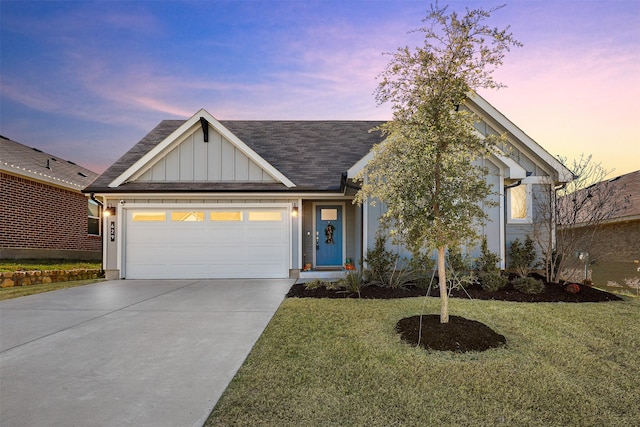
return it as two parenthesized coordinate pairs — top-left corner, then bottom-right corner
(103, 207), (116, 217)
(292, 205), (298, 217)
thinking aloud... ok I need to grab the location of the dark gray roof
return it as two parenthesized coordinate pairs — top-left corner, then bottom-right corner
(85, 120), (386, 193)
(0, 135), (99, 191)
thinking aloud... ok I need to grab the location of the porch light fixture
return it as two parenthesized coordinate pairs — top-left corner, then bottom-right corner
(103, 207), (116, 217)
(291, 204), (298, 217)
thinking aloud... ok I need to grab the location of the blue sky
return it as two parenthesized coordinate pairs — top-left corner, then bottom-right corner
(1, 0), (638, 176)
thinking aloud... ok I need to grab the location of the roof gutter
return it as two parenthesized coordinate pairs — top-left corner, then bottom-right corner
(504, 180), (522, 190)
(341, 172), (362, 194)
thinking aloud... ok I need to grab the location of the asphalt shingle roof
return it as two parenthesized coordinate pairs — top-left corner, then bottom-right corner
(0, 135), (99, 191)
(85, 120), (386, 193)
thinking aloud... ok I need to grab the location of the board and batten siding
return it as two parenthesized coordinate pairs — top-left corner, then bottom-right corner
(136, 126), (276, 183)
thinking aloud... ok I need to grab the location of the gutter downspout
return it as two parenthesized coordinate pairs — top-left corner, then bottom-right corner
(90, 192), (104, 208)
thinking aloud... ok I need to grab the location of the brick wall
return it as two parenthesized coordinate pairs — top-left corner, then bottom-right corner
(559, 220), (640, 263)
(0, 172), (101, 254)
(589, 221), (640, 262)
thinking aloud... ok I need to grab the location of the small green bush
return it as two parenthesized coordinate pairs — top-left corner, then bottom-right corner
(513, 276), (545, 294)
(304, 279), (341, 291)
(405, 251), (435, 289)
(304, 279), (328, 290)
(364, 234), (400, 287)
(481, 272), (508, 292)
(338, 270), (365, 297)
(476, 237), (501, 273)
(509, 235), (537, 278)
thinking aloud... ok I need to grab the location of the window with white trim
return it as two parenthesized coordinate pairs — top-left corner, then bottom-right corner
(507, 184), (531, 223)
(88, 199), (100, 235)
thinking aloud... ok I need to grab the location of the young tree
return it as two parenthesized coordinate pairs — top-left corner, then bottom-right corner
(354, 3), (520, 323)
(532, 154), (630, 283)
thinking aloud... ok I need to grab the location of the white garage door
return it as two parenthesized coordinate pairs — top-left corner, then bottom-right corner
(124, 207), (289, 279)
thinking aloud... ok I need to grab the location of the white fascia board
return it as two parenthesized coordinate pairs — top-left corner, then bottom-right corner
(468, 93), (574, 183)
(92, 191), (353, 200)
(491, 152), (527, 180)
(109, 109), (295, 188)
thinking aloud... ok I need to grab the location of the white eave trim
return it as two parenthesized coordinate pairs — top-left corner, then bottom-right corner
(491, 152), (527, 180)
(468, 92), (574, 183)
(108, 109), (296, 188)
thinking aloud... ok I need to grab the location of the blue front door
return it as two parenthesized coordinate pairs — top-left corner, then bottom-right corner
(315, 205), (343, 267)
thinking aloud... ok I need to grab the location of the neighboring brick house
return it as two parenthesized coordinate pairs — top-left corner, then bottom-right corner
(579, 170), (640, 263)
(0, 135), (101, 260)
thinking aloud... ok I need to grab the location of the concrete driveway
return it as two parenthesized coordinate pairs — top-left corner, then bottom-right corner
(0, 278), (294, 427)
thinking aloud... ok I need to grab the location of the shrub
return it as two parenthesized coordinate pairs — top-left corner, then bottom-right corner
(304, 279), (341, 291)
(405, 251), (435, 289)
(509, 235), (537, 278)
(481, 271), (508, 292)
(304, 279), (326, 290)
(476, 236), (501, 273)
(338, 270), (365, 297)
(513, 276), (545, 294)
(364, 234), (399, 287)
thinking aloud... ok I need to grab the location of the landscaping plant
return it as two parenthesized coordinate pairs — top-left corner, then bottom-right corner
(476, 236), (501, 273)
(480, 271), (508, 293)
(513, 276), (545, 294)
(338, 270), (366, 298)
(509, 235), (537, 278)
(354, 3), (521, 322)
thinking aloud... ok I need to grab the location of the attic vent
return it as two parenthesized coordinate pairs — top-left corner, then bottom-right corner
(32, 147), (43, 153)
(51, 157), (57, 161)
(67, 160), (77, 165)
(46, 159), (51, 170)
(78, 172), (87, 177)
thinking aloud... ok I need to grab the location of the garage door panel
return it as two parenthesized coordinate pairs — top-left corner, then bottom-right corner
(167, 227), (206, 242)
(125, 207), (289, 279)
(209, 228), (246, 242)
(249, 228), (286, 242)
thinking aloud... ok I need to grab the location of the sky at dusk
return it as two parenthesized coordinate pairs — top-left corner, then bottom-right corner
(1, 0), (638, 177)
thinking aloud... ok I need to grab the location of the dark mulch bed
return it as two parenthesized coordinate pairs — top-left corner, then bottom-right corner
(396, 315), (507, 353)
(287, 280), (622, 303)
(287, 277), (622, 353)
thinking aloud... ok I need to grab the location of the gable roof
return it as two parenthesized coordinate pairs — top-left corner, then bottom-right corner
(603, 170), (640, 221)
(466, 93), (574, 183)
(85, 116), (386, 193)
(109, 109), (296, 188)
(0, 135), (99, 191)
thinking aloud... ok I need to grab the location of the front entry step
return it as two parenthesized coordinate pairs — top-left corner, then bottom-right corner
(298, 270), (347, 281)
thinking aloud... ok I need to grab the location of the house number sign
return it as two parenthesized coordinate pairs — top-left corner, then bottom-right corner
(110, 221), (116, 242)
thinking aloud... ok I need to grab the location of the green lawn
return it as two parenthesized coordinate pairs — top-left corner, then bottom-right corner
(207, 296), (640, 426)
(0, 259), (101, 272)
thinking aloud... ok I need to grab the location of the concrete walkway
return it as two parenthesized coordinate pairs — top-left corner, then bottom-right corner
(0, 279), (294, 427)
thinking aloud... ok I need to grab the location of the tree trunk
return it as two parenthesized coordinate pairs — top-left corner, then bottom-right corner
(437, 245), (449, 323)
